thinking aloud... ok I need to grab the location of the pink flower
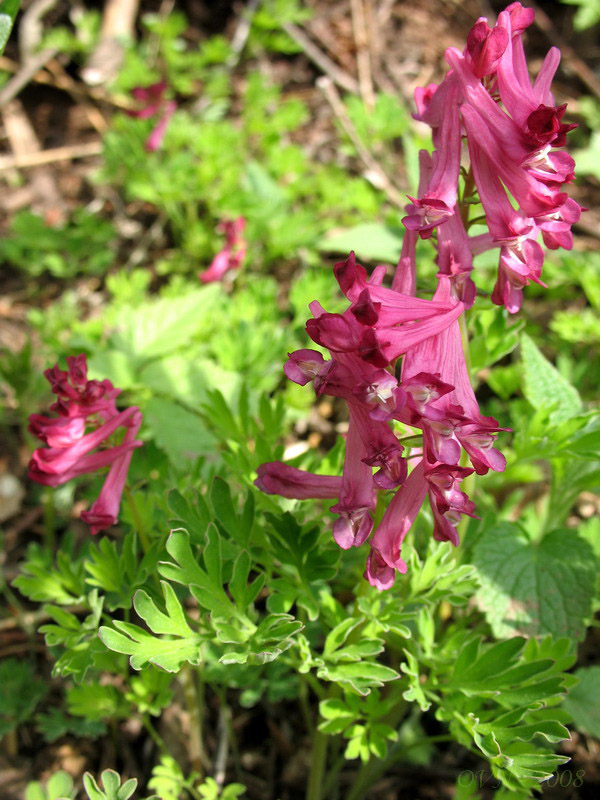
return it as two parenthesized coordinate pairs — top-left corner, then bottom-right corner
(465, 18), (508, 78)
(411, 3), (580, 312)
(199, 217), (247, 284)
(255, 462), (342, 499)
(127, 81), (176, 152)
(402, 82), (462, 238)
(28, 355), (142, 535)
(256, 249), (503, 589)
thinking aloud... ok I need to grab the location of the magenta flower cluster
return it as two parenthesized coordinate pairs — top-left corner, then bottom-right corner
(256, 253), (506, 589)
(256, 2), (578, 589)
(28, 356), (142, 535)
(127, 81), (177, 153)
(406, 1), (580, 313)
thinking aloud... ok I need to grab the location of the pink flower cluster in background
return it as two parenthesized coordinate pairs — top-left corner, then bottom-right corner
(29, 356), (142, 535)
(407, 1), (580, 312)
(199, 217), (247, 284)
(127, 81), (176, 152)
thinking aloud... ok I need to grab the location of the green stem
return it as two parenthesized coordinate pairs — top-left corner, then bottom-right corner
(299, 674), (314, 735)
(321, 752), (346, 798)
(42, 490), (56, 552)
(142, 714), (169, 753)
(179, 665), (208, 776)
(302, 670), (327, 700)
(460, 167), (475, 227)
(306, 728), (329, 800)
(345, 697), (408, 800)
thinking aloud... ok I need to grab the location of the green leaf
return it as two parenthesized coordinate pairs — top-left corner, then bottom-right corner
(36, 708), (105, 743)
(108, 289), (218, 362)
(319, 698), (355, 723)
(159, 528), (240, 620)
(474, 524), (596, 640)
(168, 489), (211, 532)
(323, 617), (363, 657)
(0, 1), (19, 56)
(318, 223), (404, 263)
(400, 649), (431, 711)
(210, 477), (253, 547)
(520, 334), (582, 424)
(99, 582), (203, 672)
(13, 542), (85, 605)
(67, 684), (128, 722)
(82, 770), (155, 800)
(145, 398), (216, 463)
(563, 666), (600, 737)
(319, 661), (399, 695)
(0, 659), (46, 736)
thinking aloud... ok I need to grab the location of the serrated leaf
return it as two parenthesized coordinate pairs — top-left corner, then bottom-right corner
(145, 398), (216, 462)
(563, 666), (600, 737)
(474, 523), (596, 640)
(109, 289), (216, 362)
(520, 334), (582, 424)
(318, 224), (404, 262)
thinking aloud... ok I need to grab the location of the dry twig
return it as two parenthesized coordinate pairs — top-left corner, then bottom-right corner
(2, 99), (64, 216)
(350, 0), (375, 110)
(317, 76), (405, 206)
(0, 140), (103, 172)
(0, 47), (57, 107)
(228, 0), (261, 68)
(282, 22), (359, 94)
(0, 55), (133, 109)
(82, 0), (141, 86)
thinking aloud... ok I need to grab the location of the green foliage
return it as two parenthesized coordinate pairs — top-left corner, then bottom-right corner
(563, 666), (600, 737)
(36, 708), (106, 742)
(318, 223), (404, 263)
(100, 580), (204, 672)
(561, 0), (600, 30)
(0, 0), (19, 55)
(41, 9), (100, 57)
(469, 305), (524, 374)
(0, 210), (115, 279)
(195, 777), (246, 800)
(520, 334), (582, 424)
(0, 658), (46, 736)
(434, 635), (574, 791)
(147, 756), (191, 800)
(473, 523), (597, 640)
(319, 692), (399, 761)
(3, 3), (600, 797)
(13, 541), (85, 605)
(67, 682), (129, 722)
(25, 771), (76, 800)
(39, 590), (110, 681)
(83, 770), (156, 800)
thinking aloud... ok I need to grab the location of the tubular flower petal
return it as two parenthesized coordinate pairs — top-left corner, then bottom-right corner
(28, 355), (143, 535)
